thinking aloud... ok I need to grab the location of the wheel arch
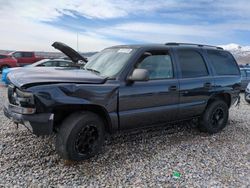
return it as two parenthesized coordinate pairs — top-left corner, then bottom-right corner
(53, 104), (113, 133)
(206, 93), (231, 108)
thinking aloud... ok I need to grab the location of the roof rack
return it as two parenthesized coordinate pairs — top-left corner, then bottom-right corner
(165, 42), (223, 50)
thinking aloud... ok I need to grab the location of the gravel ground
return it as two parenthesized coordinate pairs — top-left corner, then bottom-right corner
(0, 84), (249, 187)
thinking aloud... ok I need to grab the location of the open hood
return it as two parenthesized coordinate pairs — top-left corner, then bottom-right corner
(52, 42), (88, 63)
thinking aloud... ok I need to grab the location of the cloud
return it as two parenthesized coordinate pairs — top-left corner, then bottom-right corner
(3, 0), (249, 21)
(0, 16), (120, 52)
(0, 0), (249, 51)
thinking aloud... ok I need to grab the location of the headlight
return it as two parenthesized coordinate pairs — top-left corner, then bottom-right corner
(14, 88), (35, 107)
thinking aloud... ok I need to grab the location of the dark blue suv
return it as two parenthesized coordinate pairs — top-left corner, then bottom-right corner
(4, 42), (241, 161)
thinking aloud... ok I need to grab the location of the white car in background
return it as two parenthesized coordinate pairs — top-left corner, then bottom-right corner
(2, 59), (81, 85)
(245, 83), (250, 103)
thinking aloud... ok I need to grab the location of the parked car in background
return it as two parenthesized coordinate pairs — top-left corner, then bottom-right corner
(245, 83), (250, 103)
(9, 51), (44, 66)
(0, 54), (18, 72)
(1, 59), (80, 85)
(4, 42), (241, 161)
(240, 67), (250, 90)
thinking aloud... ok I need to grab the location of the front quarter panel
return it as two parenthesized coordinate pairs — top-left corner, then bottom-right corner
(26, 82), (119, 113)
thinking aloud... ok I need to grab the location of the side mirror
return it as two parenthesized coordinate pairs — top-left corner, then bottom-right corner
(128, 68), (149, 81)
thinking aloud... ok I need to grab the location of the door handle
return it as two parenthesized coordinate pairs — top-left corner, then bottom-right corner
(204, 82), (212, 88)
(169, 85), (177, 91)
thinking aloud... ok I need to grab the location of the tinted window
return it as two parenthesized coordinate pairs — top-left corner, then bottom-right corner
(137, 52), (173, 79)
(38, 61), (55, 67)
(22, 52), (33, 57)
(177, 50), (208, 78)
(58, 61), (72, 67)
(13, 52), (22, 58)
(0, 55), (7, 59)
(240, 70), (247, 77)
(246, 71), (250, 77)
(207, 50), (239, 75)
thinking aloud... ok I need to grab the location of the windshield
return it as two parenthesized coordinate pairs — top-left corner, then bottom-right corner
(84, 48), (135, 78)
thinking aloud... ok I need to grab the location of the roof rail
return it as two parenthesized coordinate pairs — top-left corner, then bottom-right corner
(165, 42), (223, 50)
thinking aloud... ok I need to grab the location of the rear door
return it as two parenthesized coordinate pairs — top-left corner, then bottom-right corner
(13, 52), (33, 66)
(206, 50), (241, 103)
(12, 52), (23, 65)
(22, 52), (34, 64)
(174, 48), (214, 119)
(119, 49), (179, 130)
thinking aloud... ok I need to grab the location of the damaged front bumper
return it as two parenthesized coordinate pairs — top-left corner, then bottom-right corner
(4, 103), (54, 136)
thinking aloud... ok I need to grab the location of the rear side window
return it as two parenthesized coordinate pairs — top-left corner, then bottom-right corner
(177, 50), (208, 78)
(207, 50), (239, 75)
(58, 61), (72, 67)
(39, 61), (56, 67)
(22, 52), (33, 57)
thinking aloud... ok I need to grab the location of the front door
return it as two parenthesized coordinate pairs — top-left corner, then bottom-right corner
(119, 50), (179, 130)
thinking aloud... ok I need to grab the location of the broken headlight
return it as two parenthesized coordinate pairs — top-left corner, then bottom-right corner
(14, 88), (35, 107)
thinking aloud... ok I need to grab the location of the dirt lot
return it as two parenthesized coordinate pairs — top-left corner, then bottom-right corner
(0, 84), (249, 187)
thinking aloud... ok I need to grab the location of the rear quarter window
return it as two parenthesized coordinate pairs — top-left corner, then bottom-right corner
(207, 50), (240, 75)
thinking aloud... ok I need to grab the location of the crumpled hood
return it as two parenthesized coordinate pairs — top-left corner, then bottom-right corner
(7, 67), (107, 88)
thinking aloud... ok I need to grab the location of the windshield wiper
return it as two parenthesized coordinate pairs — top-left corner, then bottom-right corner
(85, 68), (100, 74)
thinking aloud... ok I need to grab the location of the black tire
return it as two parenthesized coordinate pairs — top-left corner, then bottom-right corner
(199, 100), (229, 134)
(56, 111), (105, 161)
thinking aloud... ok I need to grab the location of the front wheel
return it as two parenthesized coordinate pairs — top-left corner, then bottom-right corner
(199, 100), (229, 134)
(56, 111), (105, 161)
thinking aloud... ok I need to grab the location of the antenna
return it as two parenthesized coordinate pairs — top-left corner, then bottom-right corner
(77, 32), (79, 52)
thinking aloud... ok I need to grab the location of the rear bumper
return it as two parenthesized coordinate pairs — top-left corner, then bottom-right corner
(3, 103), (54, 136)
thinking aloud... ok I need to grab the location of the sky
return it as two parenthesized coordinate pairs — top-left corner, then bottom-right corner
(0, 0), (250, 52)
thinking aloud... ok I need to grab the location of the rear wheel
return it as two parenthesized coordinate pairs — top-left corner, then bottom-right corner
(56, 111), (105, 161)
(199, 100), (229, 134)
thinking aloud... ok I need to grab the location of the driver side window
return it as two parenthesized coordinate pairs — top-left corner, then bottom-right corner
(136, 52), (173, 80)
